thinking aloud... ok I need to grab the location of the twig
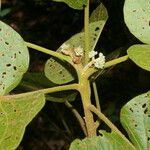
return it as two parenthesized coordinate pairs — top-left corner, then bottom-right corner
(84, 0), (90, 64)
(25, 42), (71, 63)
(65, 101), (87, 136)
(92, 82), (101, 112)
(85, 55), (129, 78)
(40, 84), (79, 94)
(88, 105), (136, 150)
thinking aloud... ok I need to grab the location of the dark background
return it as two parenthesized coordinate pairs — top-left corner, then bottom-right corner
(1, 0), (150, 149)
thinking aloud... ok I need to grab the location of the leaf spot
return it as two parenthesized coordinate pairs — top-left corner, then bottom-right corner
(95, 27), (100, 31)
(13, 66), (17, 70)
(99, 133), (103, 137)
(5, 42), (9, 45)
(0, 112), (4, 115)
(142, 103), (146, 108)
(6, 64), (11, 67)
(2, 72), (6, 75)
(129, 108), (133, 112)
(14, 53), (17, 59)
(59, 70), (63, 74)
(144, 108), (148, 114)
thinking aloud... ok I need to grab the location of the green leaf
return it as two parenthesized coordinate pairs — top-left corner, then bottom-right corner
(127, 44), (150, 71)
(17, 72), (55, 91)
(45, 3), (108, 84)
(0, 8), (11, 17)
(0, 91), (45, 150)
(70, 131), (133, 150)
(120, 91), (150, 150)
(90, 3), (108, 22)
(16, 73), (77, 102)
(51, 0), (87, 10)
(47, 91), (77, 102)
(44, 58), (77, 85)
(60, 2), (108, 52)
(59, 21), (106, 53)
(0, 21), (29, 95)
(124, 0), (150, 44)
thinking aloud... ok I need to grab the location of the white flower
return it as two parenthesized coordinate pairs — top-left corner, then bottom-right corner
(88, 50), (98, 59)
(94, 53), (105, 69)
(74, 46), (83, 56)
(60, 43), (70, 52)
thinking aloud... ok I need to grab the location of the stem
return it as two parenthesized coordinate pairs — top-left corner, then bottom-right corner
(84, 0), (90, 64)
(89, 105), (136, 150)
(92, 82), (101, 112)
(79, 76), (96, 137)
(65, 101), (87, 136)
(85, 55), (129, 78)
(92, 82), (102, 129)
(25, 42), (71, 63)
(54, 104), (72, 136)
(105, 55), (129, 68)
(39, 84), (79, 94)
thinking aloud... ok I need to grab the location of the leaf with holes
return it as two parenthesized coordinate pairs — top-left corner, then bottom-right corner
(16, 73), (77, 102)
(127, 44), (150, 71)
(124, 0), (150, 44)
(44, 3), (108, 84)
(60, 3), (108, 53)
(120, 91), (150, 150)
(44, 58), (77, 84)
(90, 3), (108, 23)
(0, 21), (29, 95)
(62, 21), (107, 53)
(51, 0), (87, 10)
(69, 131), (134, 150)
(0, 91), (45, 150)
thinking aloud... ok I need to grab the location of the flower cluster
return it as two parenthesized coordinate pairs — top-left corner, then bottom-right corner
(88, 50), (98, 59)
(60, 43), (70, 52)
(89, 50), (105, 69)
(74, 46), (84, 56)
(60, 43), (83, 57)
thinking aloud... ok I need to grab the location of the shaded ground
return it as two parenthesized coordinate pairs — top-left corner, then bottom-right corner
(1, 0), (150, 149)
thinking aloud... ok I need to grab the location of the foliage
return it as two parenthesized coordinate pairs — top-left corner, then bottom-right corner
(18, 73), (77, 102)
(50, 0), (88, 10)
(0, 92), (45, 150)
(0, 0), (150, 149)
(70, 132), (133, 150)
(127, 44), (150, 71)
(44, 3), (108, 85)
(0, 21), (29, 96)
(124, 0), (150, 44)
(121, 91), (150, 150)
(70, 91), (150, 150)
